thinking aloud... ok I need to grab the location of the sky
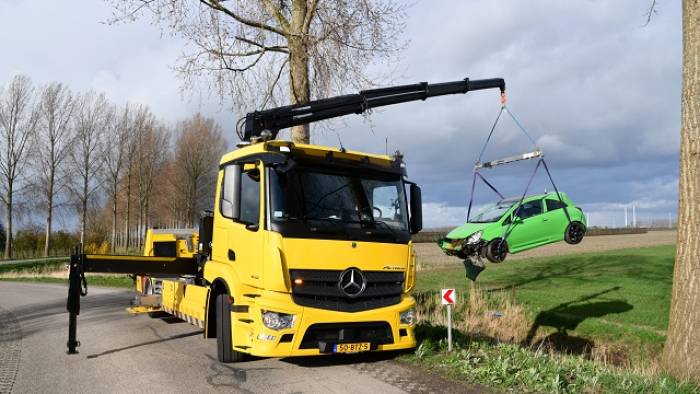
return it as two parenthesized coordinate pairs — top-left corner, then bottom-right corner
(0, 0), (682, 229)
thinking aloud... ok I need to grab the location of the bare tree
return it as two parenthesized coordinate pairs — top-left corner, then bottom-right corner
(111, 0), (406, 143)
(173, 113), (227, 226)
(122, 105), (147, 250)
(663, 0), (700, 382)
(135, 117), (169, 247)
(103, 104), (131, 252)
(33, 82), (76, 257)
(0, 75), (40, 258)
(70, 91), (109, 245)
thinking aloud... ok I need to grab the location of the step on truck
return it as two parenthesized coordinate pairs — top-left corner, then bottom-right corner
(66, 76), (506, 362)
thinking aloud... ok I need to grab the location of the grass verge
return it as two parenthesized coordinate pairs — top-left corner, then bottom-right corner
(0, 275), (134, 288)
(399, 325), (698, 393)
(0, 258), (69, 275)
(405, 245), (700, 392)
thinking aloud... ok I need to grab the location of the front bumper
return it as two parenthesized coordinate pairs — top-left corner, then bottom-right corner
(438, 237), (486, 259)
(236, 291), (416, 358)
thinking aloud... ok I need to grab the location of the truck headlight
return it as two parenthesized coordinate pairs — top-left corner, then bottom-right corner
(261, 310), (295, 330)
(466, 231), (483, 244)
(400, 309), (416, 326)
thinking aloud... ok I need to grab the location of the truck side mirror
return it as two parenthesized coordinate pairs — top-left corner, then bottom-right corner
(409, 184), (423, 234)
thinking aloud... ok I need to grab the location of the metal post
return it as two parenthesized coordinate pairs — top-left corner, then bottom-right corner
(66, 249), (82, 354)
(67, 313), (78, 354)
(447, 304), (453, 352)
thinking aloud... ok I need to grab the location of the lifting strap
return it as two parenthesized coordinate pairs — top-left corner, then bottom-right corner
(465, 105), (572, 243)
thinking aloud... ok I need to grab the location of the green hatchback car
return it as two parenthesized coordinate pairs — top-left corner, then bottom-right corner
(439, 192), (586, 263)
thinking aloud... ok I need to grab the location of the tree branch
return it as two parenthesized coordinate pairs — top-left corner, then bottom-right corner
(199, 0), (287, 36)
(235, 35), (289, 53)
(643, 0), (658, 26)
(259, 0), (292, 33)
(302, 0), (320, 34)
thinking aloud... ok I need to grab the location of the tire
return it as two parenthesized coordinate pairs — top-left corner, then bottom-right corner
(485, 239), (508, 263)
(565, 221), (586, 245)
(216, 293), (245, 363)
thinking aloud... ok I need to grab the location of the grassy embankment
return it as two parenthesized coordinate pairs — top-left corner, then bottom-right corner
(402, 245), (700, 392)
(0, 257), (133, 288)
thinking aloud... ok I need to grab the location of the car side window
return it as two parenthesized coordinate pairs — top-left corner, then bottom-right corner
(546, 199), (567, 212)
(239, 168), (260, 225)
(515, 200), (543, 219)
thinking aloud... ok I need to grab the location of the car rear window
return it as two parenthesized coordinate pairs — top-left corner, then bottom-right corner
(546, 199), (567, 211)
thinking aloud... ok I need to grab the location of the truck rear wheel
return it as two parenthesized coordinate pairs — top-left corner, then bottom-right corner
(216, 293), (245, 363)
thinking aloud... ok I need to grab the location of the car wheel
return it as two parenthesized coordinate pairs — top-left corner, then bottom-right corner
(565, 221), (586, 245)
(216, 293), (245, 363)
(485, 239), (508, 263)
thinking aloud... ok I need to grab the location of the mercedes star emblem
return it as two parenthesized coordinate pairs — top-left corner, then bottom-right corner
(338, 267), (367, 298)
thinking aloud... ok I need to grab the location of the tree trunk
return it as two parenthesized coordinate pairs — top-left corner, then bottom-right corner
(81, 165), (88, 246)
(44, 201), (52, 257)
(44, 169), (55, 257)
(111, 181), (118, 253)
(663, 0), (700, 382)
(125, 167), (131, 250)
(288, 35), (311, 144)
(4, 194), (11, 259)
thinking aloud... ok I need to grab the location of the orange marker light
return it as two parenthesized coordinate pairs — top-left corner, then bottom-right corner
(294, 278), (303, 285)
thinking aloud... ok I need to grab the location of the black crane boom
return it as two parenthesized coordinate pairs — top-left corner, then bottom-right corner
(242, 77), (505, 141)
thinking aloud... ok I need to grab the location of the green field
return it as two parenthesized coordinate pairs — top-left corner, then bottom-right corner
(416, 245), (675, 349)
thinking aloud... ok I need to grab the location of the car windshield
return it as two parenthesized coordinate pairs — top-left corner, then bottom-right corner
(469, 201), (514, 223)
(269, 166), (409, 236)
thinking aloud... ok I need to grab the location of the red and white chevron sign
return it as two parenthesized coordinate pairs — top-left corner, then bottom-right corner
(441, 288), (455, 305)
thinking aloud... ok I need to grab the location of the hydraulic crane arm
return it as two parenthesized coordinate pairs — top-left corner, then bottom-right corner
(242, 77), (506, 141)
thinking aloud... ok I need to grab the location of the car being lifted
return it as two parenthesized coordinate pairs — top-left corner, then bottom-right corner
(438, 192), (587, 263)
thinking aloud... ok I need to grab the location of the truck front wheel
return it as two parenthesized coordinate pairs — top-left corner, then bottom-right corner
(216, 293), (245, 363)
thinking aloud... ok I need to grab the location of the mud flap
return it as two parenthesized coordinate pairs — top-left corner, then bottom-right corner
(463, 257), (486, 281)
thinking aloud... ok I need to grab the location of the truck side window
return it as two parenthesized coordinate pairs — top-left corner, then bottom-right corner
(239, 169), (260, 225)
(220, 166), (235, 218)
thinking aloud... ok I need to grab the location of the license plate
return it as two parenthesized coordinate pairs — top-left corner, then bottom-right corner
(333, 342), (370, 353)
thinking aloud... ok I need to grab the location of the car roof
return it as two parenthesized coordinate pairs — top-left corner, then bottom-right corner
(498, 192), (569, 205)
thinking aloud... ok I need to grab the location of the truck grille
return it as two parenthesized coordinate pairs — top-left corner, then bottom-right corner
(289, 269), (404, 312)
(300, 322), (393, 351)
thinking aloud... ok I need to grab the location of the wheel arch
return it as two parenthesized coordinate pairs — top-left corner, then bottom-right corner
(206, 278), (231, 338)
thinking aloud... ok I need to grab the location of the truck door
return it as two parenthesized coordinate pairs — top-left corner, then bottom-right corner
(217, 162), (264, 288)
(505, 199), (546, 251)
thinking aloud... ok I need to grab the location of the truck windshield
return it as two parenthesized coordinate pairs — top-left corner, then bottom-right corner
(268, 167), (409, 242)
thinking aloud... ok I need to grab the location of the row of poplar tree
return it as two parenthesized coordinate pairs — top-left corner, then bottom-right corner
(0, 74), (228, 259)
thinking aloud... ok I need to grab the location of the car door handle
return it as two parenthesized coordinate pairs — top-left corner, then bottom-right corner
(228, 249), (236, 261)
(542, 218), (549, 222)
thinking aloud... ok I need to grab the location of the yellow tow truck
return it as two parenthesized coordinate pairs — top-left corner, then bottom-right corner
(66, 76), (506, 362)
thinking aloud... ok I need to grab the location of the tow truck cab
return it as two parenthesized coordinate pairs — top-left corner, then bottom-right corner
(158, 140), (422, 359)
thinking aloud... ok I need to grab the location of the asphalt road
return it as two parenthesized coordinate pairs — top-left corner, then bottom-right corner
(0, 282), (481, 394)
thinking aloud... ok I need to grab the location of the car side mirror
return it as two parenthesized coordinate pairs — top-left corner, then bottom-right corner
(409, 184), (422, 234)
